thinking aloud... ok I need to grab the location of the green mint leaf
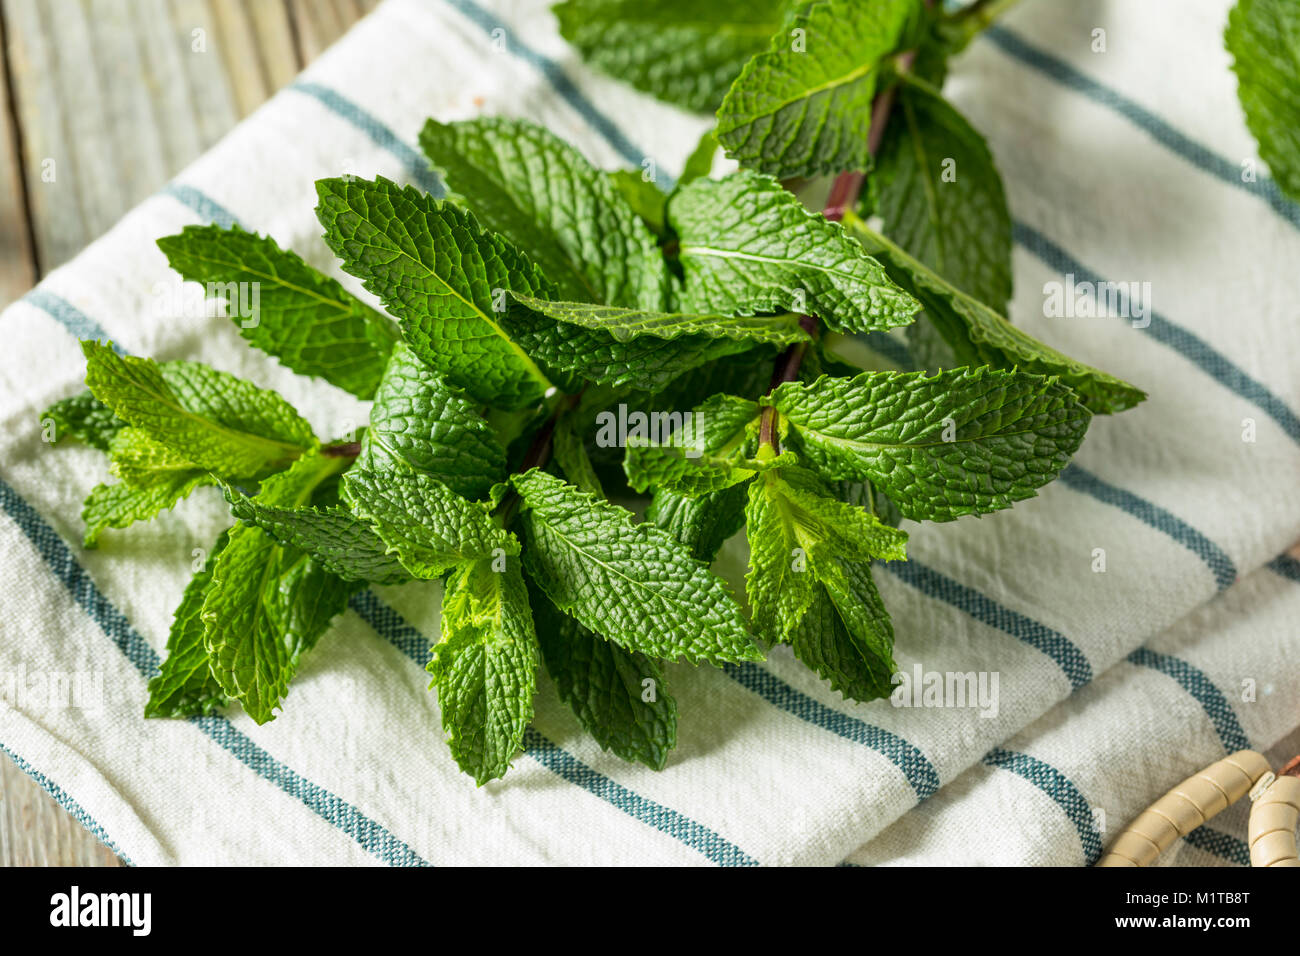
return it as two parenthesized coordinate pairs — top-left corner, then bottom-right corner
(744, 465), (905, 643)
(530, 580), (677, 770)
(553, 0), (792, 112)
(429, 555), (539, 785)
(104, 427), (201, 486)
(845, 218), (1147, 413)
(223, 480), (411, 586)
(507, 294), (811, 346)
(419, 117), (667, 308)
(622, 393), (765, 495)
(608, 169), (669, 237)
(81, 472), (212, 548)
(645, 484), (748, 563)
(637, 349), (778, 416)
(716, 0), (916, 178)
(744, 466), (899, 696)
(341, 467), (517, 579)
(314, 175), (554, 409)
(81, 428), (217, 547)
(81, 340), (316, 478)
(357, 341), (507, 500)
(868, 74), (1013, 313)
(501, 307), (756, 393)
(155, 224), (397, 399)
(1226, 0), (1300, 202)
(202, 454), (356, 724)
(145, 529), (231, 718)
(551, 412), (604, 497)
(679, 128), (720, 185)
(768, 367), (1091, 521)
(668, 170), (919, 333)
(39, 390), (125, 451)
(790, 552), (896, 702)
(512, 469), (761, 665)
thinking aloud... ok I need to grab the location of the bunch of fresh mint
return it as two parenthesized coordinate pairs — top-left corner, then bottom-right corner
(42, 0), (1146, 785)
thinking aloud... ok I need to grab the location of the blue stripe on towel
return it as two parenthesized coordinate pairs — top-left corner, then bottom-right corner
(290, 82), (445, 197)
(1184, 825), (1251, 866)
(1059, 466), (1237, 591)
(983, 26), (1300, 230)
(1266, 553), (1300, 583)
(348, 592), (761, 866)
(1126, 647), (1251, 753)
(722, 662), (941, 801)
(21, 289), (117, 350)
(161, 183), (239, 228)
(0, 741), (136, 866)
(1014, 221), (1300, 446)
(0, 475), (431, 867)
(983, 746), (1103, 863)
(883, 560), (1092, 690)
(440, 0), (659, 180)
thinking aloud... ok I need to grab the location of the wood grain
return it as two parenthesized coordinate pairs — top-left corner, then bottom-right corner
(0, 0), (373, 868)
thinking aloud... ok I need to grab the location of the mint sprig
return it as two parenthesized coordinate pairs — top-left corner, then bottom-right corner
(46, 0), (1154, 781)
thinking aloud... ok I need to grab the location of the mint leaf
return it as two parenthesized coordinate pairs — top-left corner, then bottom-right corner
(1226, 0), (1300, 202)
(645, 484), (748, 563)
(81, 427), (216, 547)
(868, 74), (1013, 313)
(82, 473), (212, 548)
(145, 529), (231, 718)
(551, 411), (604, 497)
(790, 553), (896, 702)
(507, 294), (811, 346)
(608, 170), (669, 237)
(156, 224), (397, 399)
(357, 341), (507, 500)
(744, 465), (905, 643)
(768, 367), (1090, 521)
(420, 117), (666, 308)
(668, 170), (919, 333)
(530, 581), (677, 770)
(680, 128), (720, 185)
(223, 482), (411, 586)
(342, 468), (516, 579)
(502, 308), (756, 393)
(553, 0), (792, 112)
(40, 390), (124, 451)
(429, 555), (539, 785)
(202, 454), (356, 723)
(512, 469), (761, 665)
(845, 219), (1147, 414)
(81, 340), (316, 478)
(622, 393), (765, 495)
(314, 176), (554, 409)
(716, 0), (916, 178)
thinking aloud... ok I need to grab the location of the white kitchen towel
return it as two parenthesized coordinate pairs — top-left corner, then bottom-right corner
(849, 555), (1300, 866)
(1, 0), (1297, 865)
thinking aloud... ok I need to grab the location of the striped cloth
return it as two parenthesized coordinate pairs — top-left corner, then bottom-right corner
(0, 0), (1296, 866)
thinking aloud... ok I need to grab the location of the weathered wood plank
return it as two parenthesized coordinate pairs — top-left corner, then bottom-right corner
(0, 758), (124, 866)
(286, 0), (372, 64)
(0, 1), (37, 302)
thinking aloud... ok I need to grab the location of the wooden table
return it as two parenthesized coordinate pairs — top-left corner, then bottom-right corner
(0, 0), (378, 867)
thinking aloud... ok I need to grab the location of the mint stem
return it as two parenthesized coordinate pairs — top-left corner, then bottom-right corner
(322, 440), (361, 458)
(757, 48), (917, 451)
